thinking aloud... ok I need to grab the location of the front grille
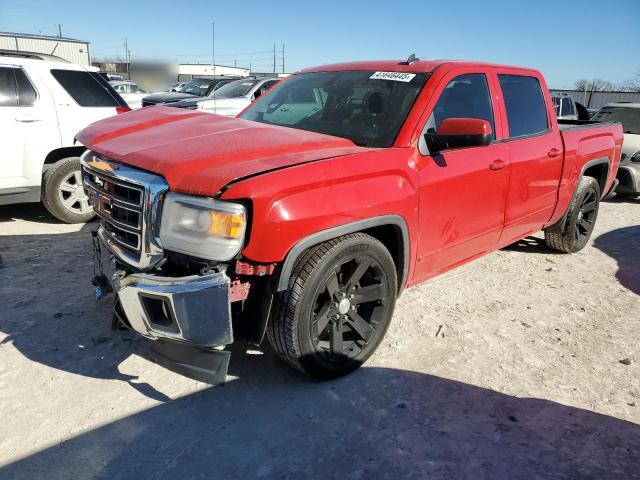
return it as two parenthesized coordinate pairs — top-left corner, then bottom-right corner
(81, 152), (169, 270)
(83, 168), (144, 252)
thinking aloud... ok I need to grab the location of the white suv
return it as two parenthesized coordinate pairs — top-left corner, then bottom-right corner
(0, 51), (130, 223)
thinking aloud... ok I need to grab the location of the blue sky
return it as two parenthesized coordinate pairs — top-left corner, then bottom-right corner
(1, 0), (638, 88)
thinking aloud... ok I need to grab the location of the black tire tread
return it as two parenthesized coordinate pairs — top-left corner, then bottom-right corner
(267, 233), (381, 375)
(41, 157), (94, 224)
(544, 176), (600, 253)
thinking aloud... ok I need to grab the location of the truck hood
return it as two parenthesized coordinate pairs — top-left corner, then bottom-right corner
(76, 106), (365, 195)
(142, 92), (199, 105)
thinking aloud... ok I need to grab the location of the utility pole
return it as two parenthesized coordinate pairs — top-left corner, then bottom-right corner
(212, 22), (216, 77)
(57, 24), (62, 37)
(273, 43), (276, 73)
(123, 37), (129, 79)
(282, 44), (285, 73)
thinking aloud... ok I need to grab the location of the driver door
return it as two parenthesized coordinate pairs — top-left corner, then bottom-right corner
(413, 69), (510, 281)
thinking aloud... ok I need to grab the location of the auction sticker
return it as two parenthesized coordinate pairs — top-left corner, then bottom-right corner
(370, 71), (416, 82)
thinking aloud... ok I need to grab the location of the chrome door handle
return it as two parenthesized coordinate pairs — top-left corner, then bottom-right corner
(15, 114), (41, 123)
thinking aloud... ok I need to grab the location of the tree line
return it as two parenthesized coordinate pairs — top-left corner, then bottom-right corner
(574, 70), (640, 92)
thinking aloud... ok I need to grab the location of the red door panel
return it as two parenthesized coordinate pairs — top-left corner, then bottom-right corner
(412, 142), (510, 282)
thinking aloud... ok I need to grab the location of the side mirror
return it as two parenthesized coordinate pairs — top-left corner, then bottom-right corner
(424, 118), (492, 154)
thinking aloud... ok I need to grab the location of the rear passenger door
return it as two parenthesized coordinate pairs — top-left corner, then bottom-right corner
(494, 72), (564, 245)
(47, 69), (121, 145)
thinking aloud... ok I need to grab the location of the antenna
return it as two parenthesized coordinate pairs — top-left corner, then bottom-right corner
(273, 44), (276, 73)
(400, 53), (419, 65)
(282, 44), (285, 74)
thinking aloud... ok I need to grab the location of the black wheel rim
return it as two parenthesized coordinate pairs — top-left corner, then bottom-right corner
(310, 256), (388, 362)
(574, 188), (598, 242)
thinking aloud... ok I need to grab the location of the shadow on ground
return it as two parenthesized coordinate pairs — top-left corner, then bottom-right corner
(501, 235), (556, 254)
(0, 203), (61, 224)
(1, 354), (639, 479)
(2, 206), (640, 479)
(594, 225), (640, 296)
(0, 204), (171, 402)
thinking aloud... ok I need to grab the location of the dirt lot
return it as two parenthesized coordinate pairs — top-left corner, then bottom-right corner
(0, 197), (638, 479)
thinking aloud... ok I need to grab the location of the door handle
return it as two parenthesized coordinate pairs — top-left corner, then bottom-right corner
(490, 159), (506, 171)
(15, 114), (41, 123)
(547, 148), (561, 158)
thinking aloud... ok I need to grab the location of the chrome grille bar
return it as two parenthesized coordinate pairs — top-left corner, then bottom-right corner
(80, 150), (169, 271)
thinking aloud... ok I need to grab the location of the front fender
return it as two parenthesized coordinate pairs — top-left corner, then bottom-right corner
(220, 148), (419, 284)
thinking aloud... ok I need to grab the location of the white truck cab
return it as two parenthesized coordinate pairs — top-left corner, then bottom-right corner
(0, 50), (129, 222)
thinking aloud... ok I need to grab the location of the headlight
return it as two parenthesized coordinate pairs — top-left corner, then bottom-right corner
(159, 192), (247, 261)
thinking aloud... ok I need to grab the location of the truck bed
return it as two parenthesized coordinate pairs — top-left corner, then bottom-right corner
(548, 120), (623, 225)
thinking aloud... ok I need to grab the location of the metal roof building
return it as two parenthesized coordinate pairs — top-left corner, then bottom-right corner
(0, 32), (90, 65)
(551, 89), (640, 109)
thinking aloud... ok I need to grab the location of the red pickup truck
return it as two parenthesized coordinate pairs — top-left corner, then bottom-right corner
(78, 59), (623, 382)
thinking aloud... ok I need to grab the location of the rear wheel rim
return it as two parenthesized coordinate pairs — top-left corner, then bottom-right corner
(58, 170), (91, 214)
(574, 188), (598, 242)
(310, 255), (388, 363)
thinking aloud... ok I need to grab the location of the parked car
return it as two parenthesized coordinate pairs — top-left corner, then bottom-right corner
(592, 103), (640, 197)
(166, 81), (187, 92)
(587, 108), (600, 118)
(0, 51), (129, 223)
(77, 58), (622, 383)
(98, 72), (123, 82)
(169, 77), (280, 116)
(141, 77), (239, 107)
(109, 80), (148, 109)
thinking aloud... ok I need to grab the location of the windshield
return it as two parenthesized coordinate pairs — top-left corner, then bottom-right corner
(212, 79), (260, 99)
(592, 106), (640, 134)
(181, 79), (213, 96)
(240, 71), (428, 147)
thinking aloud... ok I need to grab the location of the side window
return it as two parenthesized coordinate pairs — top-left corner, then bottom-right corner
(50, 69), (120, 107)
(498, 74), (548, 137)
(15, 69), (37, 106)
(0, 67), (18, 107)
(261, 80), (279, 91)
(426, 73), (495, 138)
(562, 98), (575, 116)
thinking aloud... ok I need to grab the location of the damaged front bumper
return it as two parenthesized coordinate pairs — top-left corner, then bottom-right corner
(113, 270), (234, 383)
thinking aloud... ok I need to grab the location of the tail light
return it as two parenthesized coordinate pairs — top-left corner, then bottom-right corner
(116, 106), (131, 114)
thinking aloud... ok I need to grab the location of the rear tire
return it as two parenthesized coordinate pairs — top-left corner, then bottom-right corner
(268, 233), (397, 380)
(544, 176), (600, 253)
(42, 157), (95, 224)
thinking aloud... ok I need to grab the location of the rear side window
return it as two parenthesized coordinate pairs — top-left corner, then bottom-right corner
(51, 69), (120, 107)
(15, 69), (37, 106)
(0, 67), (18, 106)
(498, 74), (548, 138)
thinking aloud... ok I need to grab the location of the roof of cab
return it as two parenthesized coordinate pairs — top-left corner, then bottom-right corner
(297, 59), (539, 74)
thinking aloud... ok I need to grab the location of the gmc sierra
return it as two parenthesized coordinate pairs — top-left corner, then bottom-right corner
(77, 58), (623, 382)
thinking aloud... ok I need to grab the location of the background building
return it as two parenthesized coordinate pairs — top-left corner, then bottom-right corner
(0, 32), (90, 65)
(178, 64), (250, 81)
(550, 89), (640, 109)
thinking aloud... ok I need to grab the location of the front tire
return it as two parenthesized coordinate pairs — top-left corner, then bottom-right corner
(42, 157), (95, 223)
(544, 176), (600, 253)
(268, 233), (397, 380)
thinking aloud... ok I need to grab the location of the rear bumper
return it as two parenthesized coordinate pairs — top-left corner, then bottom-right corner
(616, 164), (640, 194)
(114, 270), (234, 347)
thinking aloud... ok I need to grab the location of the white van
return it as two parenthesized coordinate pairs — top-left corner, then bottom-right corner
(0, 51), (130, 222)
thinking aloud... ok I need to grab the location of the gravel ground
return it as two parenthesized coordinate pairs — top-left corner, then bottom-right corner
(0, 197), (638, 479)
